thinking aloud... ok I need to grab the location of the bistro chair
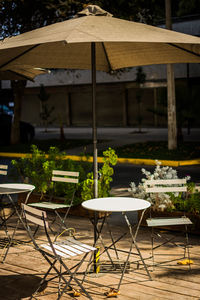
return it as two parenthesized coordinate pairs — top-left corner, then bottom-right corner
(28, 170), (79, 235)
(195, 185), (200, 192)
(0, 164), (8, 177)
(0, 164), (13, 243)
(144, 178), (193, 267)
(22, 203), (96, 299)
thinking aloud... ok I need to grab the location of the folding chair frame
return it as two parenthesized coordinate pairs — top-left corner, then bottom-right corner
(144, 179), (192, 268)
(85, 209), (152, 293)
(28, 170), (79, 237)
(22, 204), (96, 299)
(1, 188), (35, 262)
(0, 165), (9, 232)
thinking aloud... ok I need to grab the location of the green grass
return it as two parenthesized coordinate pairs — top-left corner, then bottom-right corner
(0, 138), (93, 153)
(114, 141), (200, 160)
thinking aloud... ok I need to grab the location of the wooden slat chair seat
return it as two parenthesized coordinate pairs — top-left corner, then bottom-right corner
(0, 165), (8, 199)
(144, 178), (192, 267)
(22, 204), (96, 299)
(41, 237), (96, 258)
(28, 170), (79, 234)
(147, 217), (192, 227)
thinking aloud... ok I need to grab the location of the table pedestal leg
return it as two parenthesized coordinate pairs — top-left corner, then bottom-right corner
(116, 211), (152, 291)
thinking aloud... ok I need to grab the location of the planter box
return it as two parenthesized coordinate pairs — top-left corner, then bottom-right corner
(18, 192), (108, 219)
(18, 192), (44, 206)
(139, 208), (200, 235)
(2, 207), (15, 218)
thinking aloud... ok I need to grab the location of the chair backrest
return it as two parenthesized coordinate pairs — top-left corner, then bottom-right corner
(22, 203), (49, 228)
(144, 178), (187, 193)
(22, 204), (57, 257)
(52, 170), (79, 184)
(195, 185), (200, 192)
(0, 164), (8, 176)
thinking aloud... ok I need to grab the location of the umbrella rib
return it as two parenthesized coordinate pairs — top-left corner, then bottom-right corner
(0, 44), (40, 69)
(101, 42), (113, 72)
(168, 43), (200, 58)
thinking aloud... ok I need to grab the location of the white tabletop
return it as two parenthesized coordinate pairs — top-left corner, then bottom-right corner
(0, 183), (35, 195)
(82, 197), (151, 213)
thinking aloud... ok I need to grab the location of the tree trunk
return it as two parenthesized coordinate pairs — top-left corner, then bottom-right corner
(10, 80), (27, 144)
(165, 0), (177, 150)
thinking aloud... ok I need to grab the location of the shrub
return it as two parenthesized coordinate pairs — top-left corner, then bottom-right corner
(81, 147), (118, 201)
(12, 145), (118, 205)
(128, 160), (192, 211)
(12, 145), (91, 203)
(170, 182), (200, 214)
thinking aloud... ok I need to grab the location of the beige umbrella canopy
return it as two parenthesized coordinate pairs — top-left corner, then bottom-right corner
(0, 6), (200, 71)
(0, 64), (48, 81)
(1, 5), (200, 196)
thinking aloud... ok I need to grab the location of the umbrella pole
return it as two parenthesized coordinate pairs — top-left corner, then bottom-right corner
(92, 42), (99, 274)
(91, 42), (98, 198)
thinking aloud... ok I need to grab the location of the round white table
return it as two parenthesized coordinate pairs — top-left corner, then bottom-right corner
(82, 197), (151, 213)
(0, 183), (35, 195)
(82, 197), (152, 289)
(0, 183), (35, 262)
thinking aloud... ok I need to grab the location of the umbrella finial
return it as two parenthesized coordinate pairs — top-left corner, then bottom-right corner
(77, 5), (112, 17)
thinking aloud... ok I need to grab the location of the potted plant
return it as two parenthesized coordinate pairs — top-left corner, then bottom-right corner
(128, 160), (200, 234)
(71, 147), (118, 217)
(12, 145), (118, 217)
(81, 147), (118, 201)
(12, 144), (90, 205)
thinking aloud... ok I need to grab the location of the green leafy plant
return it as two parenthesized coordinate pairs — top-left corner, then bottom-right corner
(38, 84), (55, 132)
(81, 147), (118, 201)
(12, 144), (90, 203)
(135, 66), (146, 133)
(12, 145), (118, 205)
(129, 160), (200, 213)
(169, 182), (200, 214)
(12, 145), (54, 198)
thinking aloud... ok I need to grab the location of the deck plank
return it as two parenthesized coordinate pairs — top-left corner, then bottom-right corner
(1, 214), (200, 299)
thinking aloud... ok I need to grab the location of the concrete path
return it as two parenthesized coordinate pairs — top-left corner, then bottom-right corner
(35, 127), (200, 155)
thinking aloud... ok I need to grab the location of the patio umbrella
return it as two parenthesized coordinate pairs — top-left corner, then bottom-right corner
(1, 5), (200, 197)
(0, 64), (49, 81)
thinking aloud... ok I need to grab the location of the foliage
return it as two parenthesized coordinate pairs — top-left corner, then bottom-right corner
(12, 145), (55, 197)
(128, 160), (200, 213)
(1, 0), (200, 40)
(81, 147), (118, 201)
(148, 82), (200, 136)
(38, 84), (55, 131)
(136, 66), (146, 84)
(115, 141), (200, 160)
(11, 145), (118, 205)
(170, 182), (200, 214)
(128, 160), (190, 211)
(11, 144), (91, 203)
(135, 67), (146, 132)
(0, 138), (94, 153)
(0, 0), (72, 37)
(177, 0), (200, 17)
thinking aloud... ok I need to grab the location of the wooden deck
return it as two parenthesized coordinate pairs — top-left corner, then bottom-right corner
(0, 213), (200, 300)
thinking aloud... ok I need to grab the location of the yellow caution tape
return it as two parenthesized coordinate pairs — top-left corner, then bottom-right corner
(94, 246), (100, 274)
